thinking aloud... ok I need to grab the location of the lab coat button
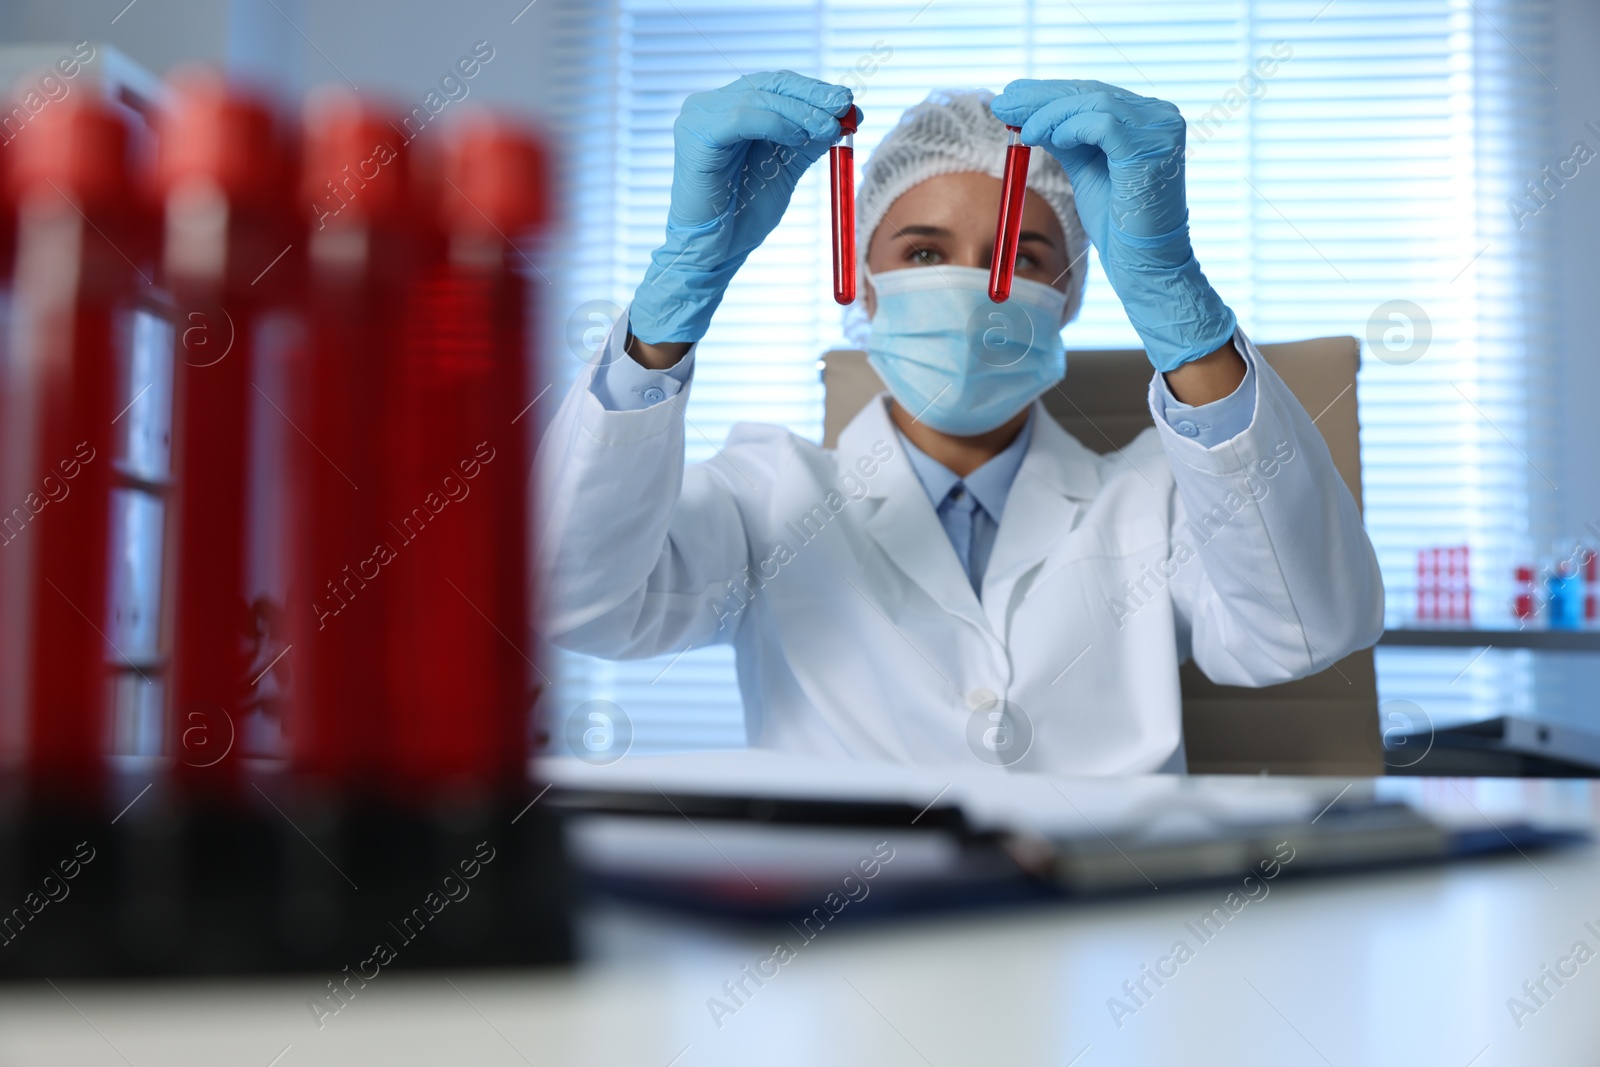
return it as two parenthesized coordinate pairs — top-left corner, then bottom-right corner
(642, 387), (667, 403)
(966, 687), (998, 711)
(1175, 419), (1199, 437)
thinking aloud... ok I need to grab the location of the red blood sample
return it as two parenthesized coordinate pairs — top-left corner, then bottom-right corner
(0, 136), (12, 274)
(291, 92), (442, 788)
(157, 72), (304, 794)
(989, 125), (1031, 303)
(2, 99), (152, 800)
(830, 109), (857, 305)
(0, 131), (12, 765)
(379, 113), (547, 796)
(1513, 565), (1535, 620)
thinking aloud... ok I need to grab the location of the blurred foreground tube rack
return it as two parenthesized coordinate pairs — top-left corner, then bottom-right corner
(0, 49), (570, 976)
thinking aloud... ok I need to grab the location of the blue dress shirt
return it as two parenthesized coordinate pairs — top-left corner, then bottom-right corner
(895, 412), (1033, 593)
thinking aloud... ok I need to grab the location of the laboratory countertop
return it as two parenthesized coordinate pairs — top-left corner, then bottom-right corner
(2, 772), (1598, 1066)
(1381, 624), (1600, 651)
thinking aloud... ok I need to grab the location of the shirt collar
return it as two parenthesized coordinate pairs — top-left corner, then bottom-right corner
(895, 408), (1035, 522)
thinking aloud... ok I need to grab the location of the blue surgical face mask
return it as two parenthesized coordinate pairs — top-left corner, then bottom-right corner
(865, 264), (1067, 436)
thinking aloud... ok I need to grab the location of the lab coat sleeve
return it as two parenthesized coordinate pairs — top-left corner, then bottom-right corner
(588, 313), (695, 410)
(1154, 357), (1256, 447)
(1151, 329), (1385, 686)
(536, 315), (755, 660)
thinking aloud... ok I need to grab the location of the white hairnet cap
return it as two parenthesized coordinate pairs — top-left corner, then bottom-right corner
(850, 87), (1089, 337)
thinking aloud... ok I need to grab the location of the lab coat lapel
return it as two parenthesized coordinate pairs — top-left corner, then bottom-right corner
(980, 402), (1102, 635)
(836, 394), (991, 635)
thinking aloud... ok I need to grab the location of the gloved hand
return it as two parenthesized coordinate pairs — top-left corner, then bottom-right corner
(630, 71), (857, 345)
(991, 79), (1236, 372)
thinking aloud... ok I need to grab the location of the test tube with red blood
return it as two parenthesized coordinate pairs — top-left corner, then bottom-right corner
(0, 136), (12, 746)
(1514, 565), (1536, 620)
(0, 135), (13, 282)
(379, 113), (547, 797)
(830, 108), (857, 305)
(989, 125), (1031, 303)
(1, 98), (151, 801)
(290, 92), (441, 789)
(157, 73), (303, 795)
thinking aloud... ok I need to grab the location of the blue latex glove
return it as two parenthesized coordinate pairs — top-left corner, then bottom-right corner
(991, 80), (1236, 372)
(630, 71), (857, 344)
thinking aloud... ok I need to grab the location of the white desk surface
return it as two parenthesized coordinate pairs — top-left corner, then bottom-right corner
(3, 756), (1599, 1066)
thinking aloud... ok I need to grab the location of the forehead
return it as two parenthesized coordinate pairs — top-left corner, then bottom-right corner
(876, 170), (1064, 245)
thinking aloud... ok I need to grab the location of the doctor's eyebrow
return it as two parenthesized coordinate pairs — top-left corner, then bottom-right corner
(893, 223), (1058, 250)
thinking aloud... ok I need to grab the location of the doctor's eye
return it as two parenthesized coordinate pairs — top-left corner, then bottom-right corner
(906, 246), (942, 266)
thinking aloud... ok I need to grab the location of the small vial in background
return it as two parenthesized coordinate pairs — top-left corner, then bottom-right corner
(1417, 545), (1471, 623)
(1584, 546), (1598, 623)
(988, 125), (1030, 303)
(830, 108), (857, 305)
(1513, 565), (1536, 621)
(1547, 554), (1582, 630)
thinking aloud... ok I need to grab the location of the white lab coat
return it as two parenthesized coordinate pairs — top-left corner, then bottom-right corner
(536, 330), (1384, 774)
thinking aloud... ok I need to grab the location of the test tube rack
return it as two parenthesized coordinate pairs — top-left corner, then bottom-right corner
(0, 73), (572, 976)
(0, 782), (572, 977)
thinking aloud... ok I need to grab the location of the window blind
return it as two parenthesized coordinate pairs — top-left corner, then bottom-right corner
(537, 0), (1557, 753)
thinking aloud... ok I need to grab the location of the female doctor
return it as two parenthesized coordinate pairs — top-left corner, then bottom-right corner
(537, 73), (1384, 774)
